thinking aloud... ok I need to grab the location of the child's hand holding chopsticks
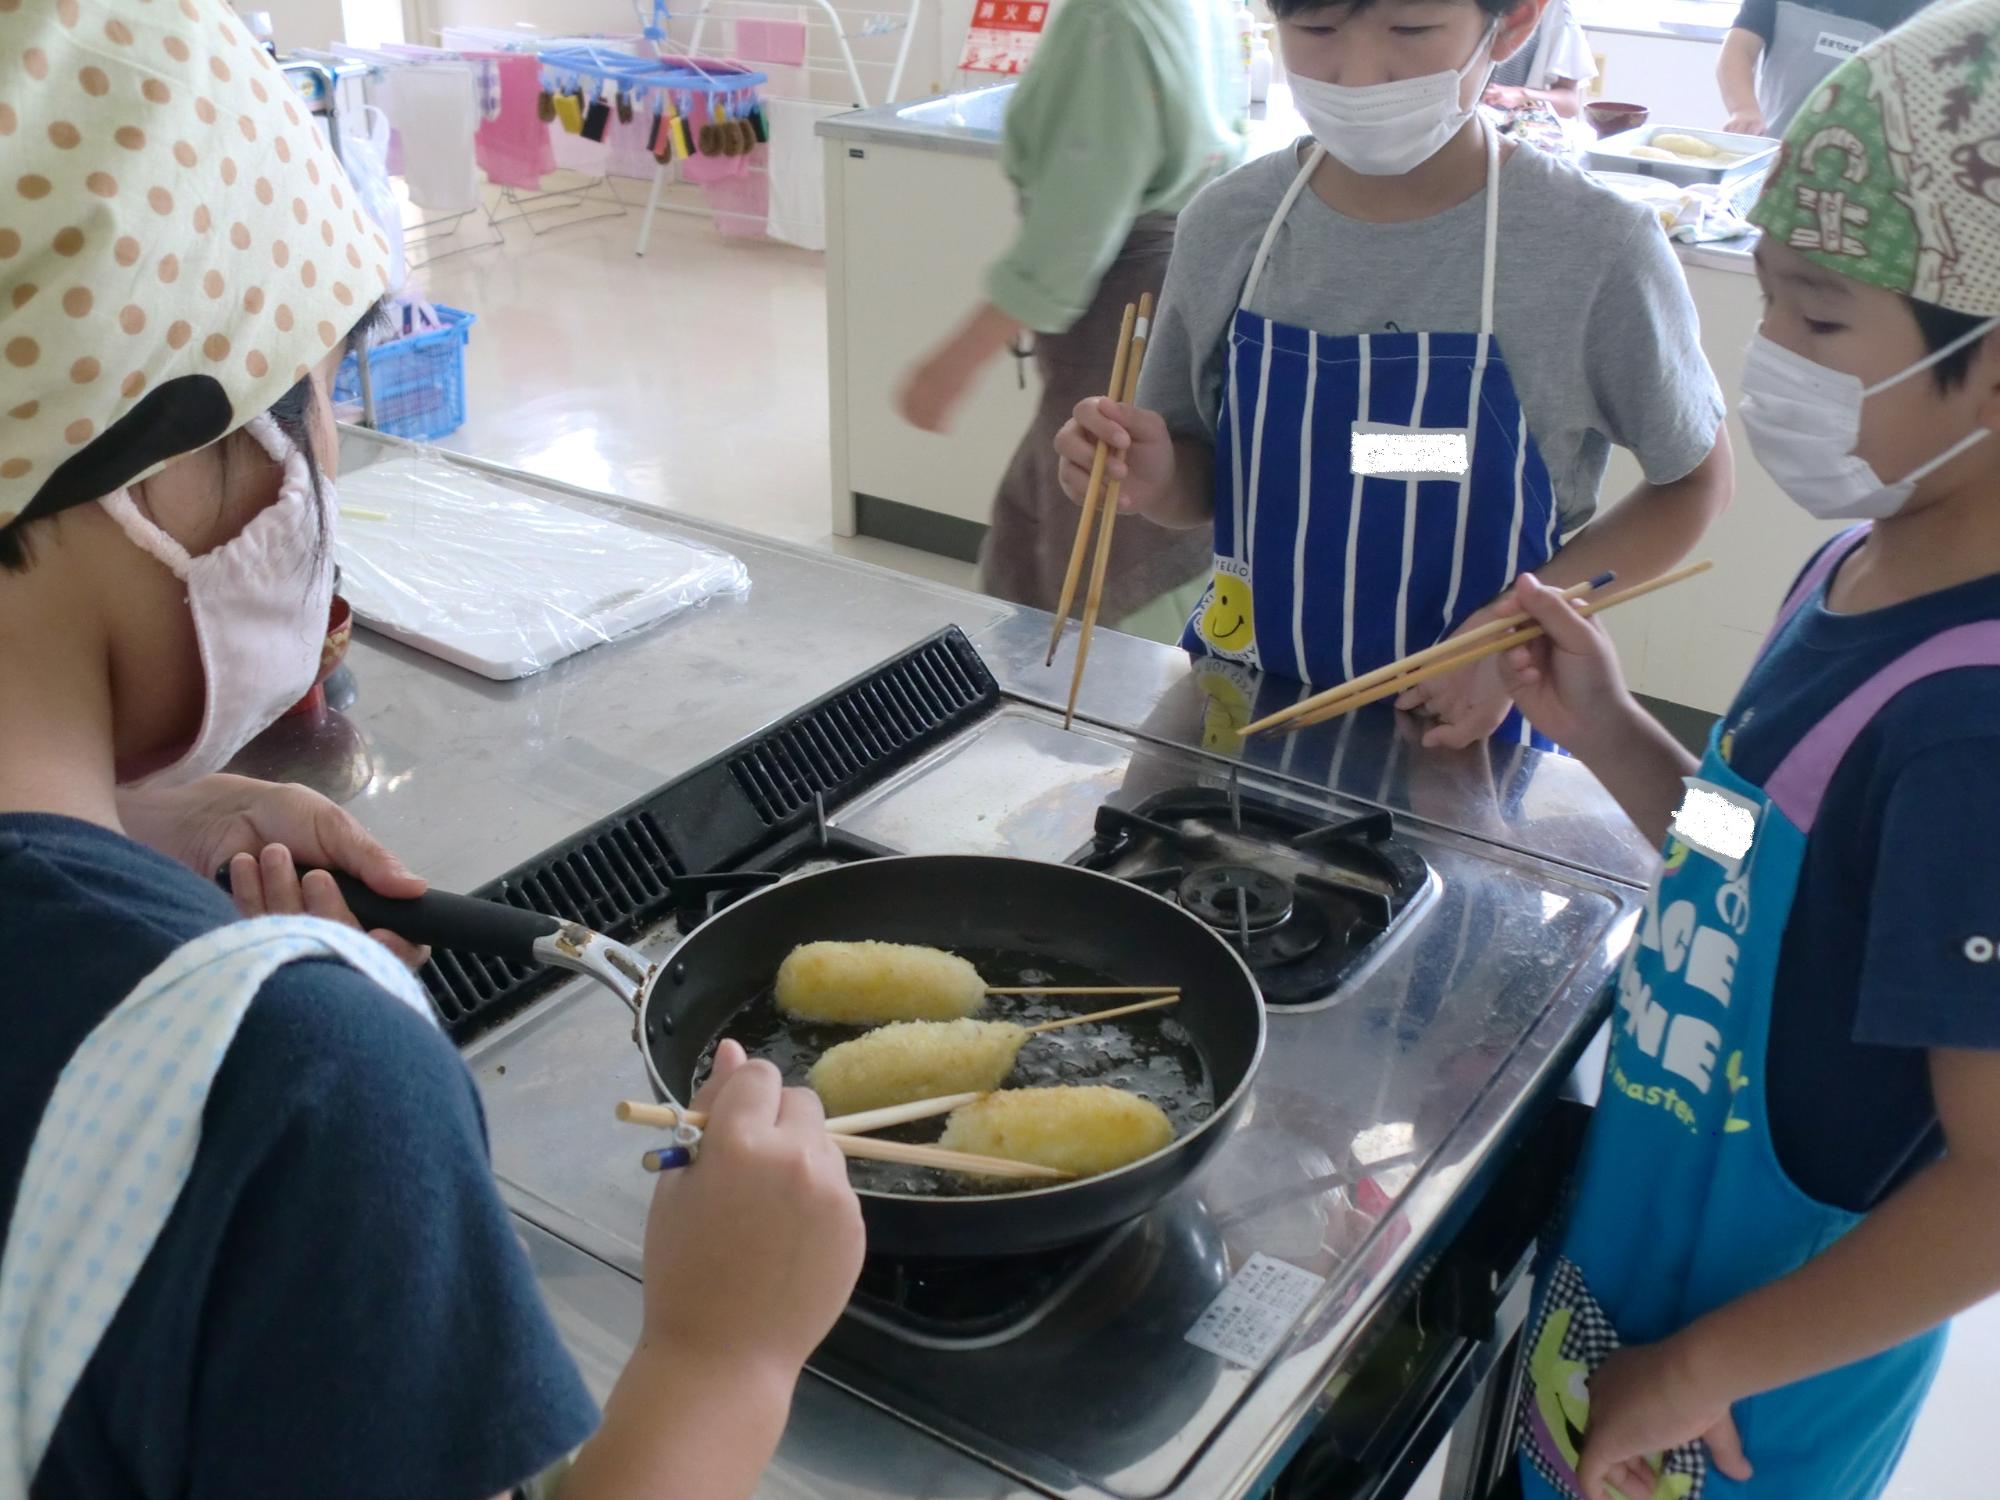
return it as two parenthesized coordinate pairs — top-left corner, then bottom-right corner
(1493, 574), (1637, 756)
(1396, 598), (1523, 749)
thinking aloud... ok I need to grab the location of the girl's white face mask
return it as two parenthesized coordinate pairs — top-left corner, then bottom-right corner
(1288, 24), (1497, 177)
(1740, 321), (2000, 521)
(102, 415), (335, 787)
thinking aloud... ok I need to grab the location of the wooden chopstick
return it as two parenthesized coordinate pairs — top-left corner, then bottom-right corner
(1276, 560), (1714, 735)
(639, 1131), (1070, 1180)
(619, 1096), (1072, 1180)
(983, 984), (1179, 997)
(1022, 993), (1180, 1034)
(1239, 571), (1615, 737)
(1046, 302), (1139, 667)
(824, 1134), (1072, 1179)
(618, 1091), (980, 1136)
(1063, 291), (1156, 730)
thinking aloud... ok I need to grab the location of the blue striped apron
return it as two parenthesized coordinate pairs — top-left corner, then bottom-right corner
(1179, 124), (1561, 747)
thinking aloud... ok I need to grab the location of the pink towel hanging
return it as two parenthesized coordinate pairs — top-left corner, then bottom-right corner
(733, 18), (807, 66)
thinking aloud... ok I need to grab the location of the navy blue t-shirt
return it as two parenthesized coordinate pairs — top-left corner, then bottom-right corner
(1720, 538), (2000, 1213)
(0, 815), (598, 1499)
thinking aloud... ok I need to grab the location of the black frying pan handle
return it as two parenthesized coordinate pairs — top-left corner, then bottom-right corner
(215, 865), (561, 963)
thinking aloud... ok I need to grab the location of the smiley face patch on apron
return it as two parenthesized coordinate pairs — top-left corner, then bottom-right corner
(1196, 559), (1257, 659)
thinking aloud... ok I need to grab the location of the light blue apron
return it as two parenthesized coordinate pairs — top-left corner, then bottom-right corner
(0, 916), (434, 1489)
(1517, 527), (1999, 1499)
(1180, 123), (1561, 748)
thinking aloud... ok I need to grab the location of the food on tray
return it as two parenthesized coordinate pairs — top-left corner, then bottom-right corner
(809, 1018), (1029, 1114)
(1628, 133), (1744, 167)
(940, 1085), (1174, 1179)
(1651, 131), (1724, 158)
(775, 939), (987, 1024)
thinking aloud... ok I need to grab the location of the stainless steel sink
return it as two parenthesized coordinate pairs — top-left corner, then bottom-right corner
(893, 84), (1013, 138)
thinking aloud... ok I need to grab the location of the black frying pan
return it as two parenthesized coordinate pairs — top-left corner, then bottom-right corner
(286, 856), (1267, 1259)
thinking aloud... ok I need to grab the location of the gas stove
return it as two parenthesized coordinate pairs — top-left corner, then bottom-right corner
(441, 628), (1639, 1500)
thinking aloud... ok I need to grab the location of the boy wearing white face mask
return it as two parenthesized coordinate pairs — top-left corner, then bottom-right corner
(1496, 5), (2000, 1498)
(1055, 0), (1733, 749)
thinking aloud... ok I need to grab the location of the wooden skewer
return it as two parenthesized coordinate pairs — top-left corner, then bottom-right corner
(640, 1131), (1071, 1180)
(983, 984), (1179, 997)
(618, 1091), (981, 1136)
(1064, 291), (1156, 730)
(1046, 302), (1139, 667)
(1276, 560), (1715, 735)
(812, 1092), (986, 1135)
(1239, 571), (1616, 737)
(622, 1097), (1072, 1180)
(1021, 993), (1180, 1033)
(827, 1134), (1072, 1180)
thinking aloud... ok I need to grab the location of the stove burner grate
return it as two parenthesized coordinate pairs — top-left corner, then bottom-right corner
(1180, 864), (1295, 933)
(1074, 787), (1430, 1007)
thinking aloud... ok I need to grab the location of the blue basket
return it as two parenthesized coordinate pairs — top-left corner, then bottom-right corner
(334, 305), (476, 442)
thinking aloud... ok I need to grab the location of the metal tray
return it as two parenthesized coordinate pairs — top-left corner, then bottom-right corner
(1585, 124), (1780, 190)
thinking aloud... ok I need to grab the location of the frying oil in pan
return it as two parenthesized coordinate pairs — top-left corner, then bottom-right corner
(693, 947), (1216, 1197)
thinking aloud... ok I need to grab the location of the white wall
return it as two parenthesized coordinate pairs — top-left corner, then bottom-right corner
(1583, 27), (1728, 129)
(260, 0), (349, 49)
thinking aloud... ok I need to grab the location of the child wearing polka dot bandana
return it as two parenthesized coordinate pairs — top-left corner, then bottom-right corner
(1494, 3), (2000, 1498)
(0, 3), (864, 1497)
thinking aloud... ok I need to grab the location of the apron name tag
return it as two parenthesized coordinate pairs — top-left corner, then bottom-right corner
(1670, 778), (1761, 876)
(1815, 29), (1864, 58)
(1350, 423), (1470, 480)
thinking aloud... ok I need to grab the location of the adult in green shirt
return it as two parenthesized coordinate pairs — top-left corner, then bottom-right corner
(898, 0), (1243, 626)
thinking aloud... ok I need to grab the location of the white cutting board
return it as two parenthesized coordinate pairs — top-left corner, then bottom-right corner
(334, 456), (748, 681)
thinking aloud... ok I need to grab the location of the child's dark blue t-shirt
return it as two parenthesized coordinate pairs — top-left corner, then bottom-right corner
(1, 814), (598, 1498)
(1721, 538), (2000, 1213)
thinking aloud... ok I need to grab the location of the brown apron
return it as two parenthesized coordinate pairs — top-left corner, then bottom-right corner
(979, 215), (1215, 623)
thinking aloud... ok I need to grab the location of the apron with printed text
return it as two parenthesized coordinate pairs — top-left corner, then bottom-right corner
(1517, 528), (1991, 1499)
(1180, 123), (1561, 748)
(1762, 1), (1884, 135)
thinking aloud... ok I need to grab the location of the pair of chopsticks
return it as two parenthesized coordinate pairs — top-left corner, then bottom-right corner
(1046, 293), (1156, 730)
(618, 1092), (1072, 1181)
(1239, 560), (1714, 738)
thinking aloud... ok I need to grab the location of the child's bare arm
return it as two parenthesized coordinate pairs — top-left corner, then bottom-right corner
(1536, 427), (1733, 599)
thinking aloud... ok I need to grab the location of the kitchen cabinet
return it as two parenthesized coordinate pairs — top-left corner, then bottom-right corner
(821, 100), (1042, 553)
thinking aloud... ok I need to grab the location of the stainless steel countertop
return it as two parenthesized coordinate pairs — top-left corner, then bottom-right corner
(318, 429), (1657, 894)
(818, 83), (1310, 167)
(298, 430), (1658, 1499)
(814, 81), (1755, 280)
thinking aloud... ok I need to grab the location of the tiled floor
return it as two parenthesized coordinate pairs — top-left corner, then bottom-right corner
(405, 181), (1989, 1499)
(404, 177), (978, 590)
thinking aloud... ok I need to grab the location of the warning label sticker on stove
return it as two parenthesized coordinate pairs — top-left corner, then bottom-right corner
(1184, 1253), (1327, 1368)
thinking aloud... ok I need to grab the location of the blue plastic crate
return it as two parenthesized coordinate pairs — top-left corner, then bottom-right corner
(334, 305), (476, 442)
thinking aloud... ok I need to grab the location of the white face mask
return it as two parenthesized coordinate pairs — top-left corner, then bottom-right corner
(1288, 23), (1496, 176)
(102, 415), (335, 787)
(1740, 323), (2000, 521)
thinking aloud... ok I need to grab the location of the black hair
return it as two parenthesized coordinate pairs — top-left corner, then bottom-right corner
(1909, 297), (1992, 393)
(0, 297), (387, 573)
(1269, 0), (1519, 19)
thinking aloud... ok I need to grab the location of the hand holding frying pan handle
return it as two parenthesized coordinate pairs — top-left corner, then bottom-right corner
(216, 865), (561, 964)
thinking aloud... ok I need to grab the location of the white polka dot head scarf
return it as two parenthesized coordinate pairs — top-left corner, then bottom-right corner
(1750, 0), (2000, 315)
(0, 0), (393, 533)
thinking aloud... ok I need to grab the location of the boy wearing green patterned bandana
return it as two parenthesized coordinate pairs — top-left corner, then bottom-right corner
(1495, 2), (2000, 1498)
